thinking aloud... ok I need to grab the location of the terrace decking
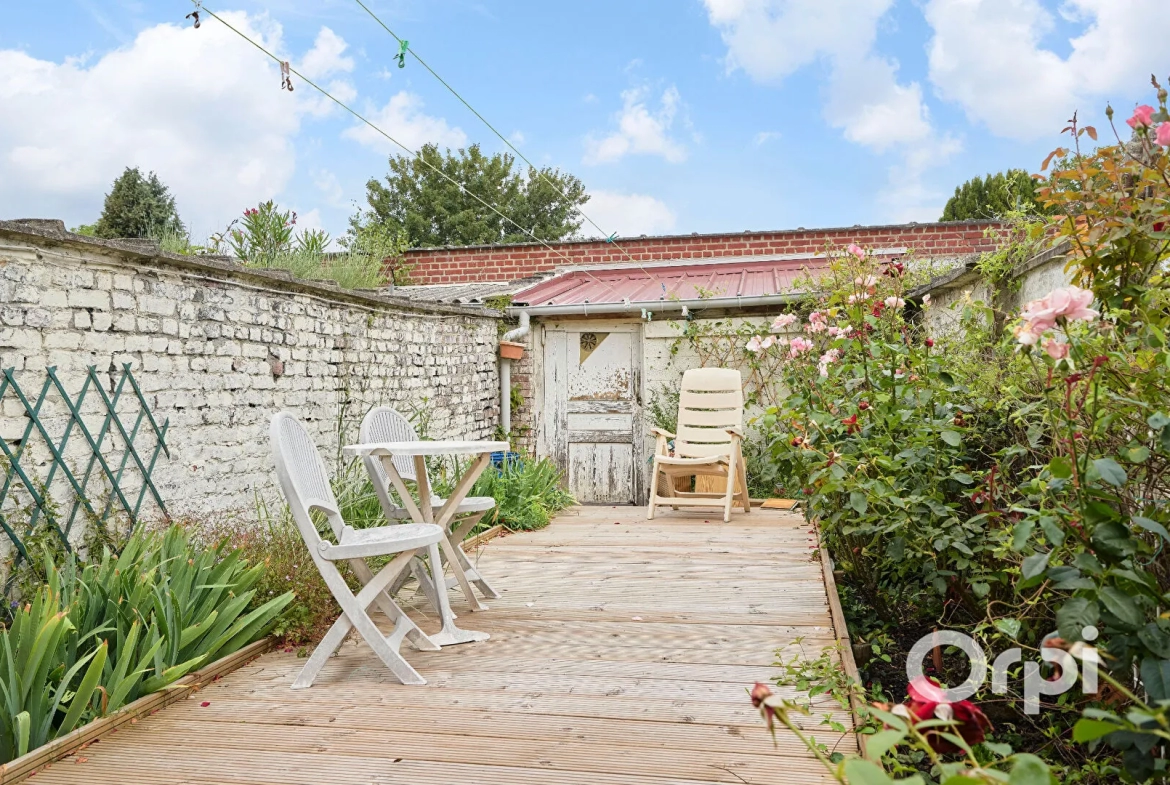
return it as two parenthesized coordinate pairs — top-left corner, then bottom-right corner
(29, 506), (853, 785)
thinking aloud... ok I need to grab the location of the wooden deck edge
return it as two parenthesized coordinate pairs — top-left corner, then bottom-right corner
(0, 637), (274, 784)
(817, 541), (868, 756)
(464, 523), (505, 549)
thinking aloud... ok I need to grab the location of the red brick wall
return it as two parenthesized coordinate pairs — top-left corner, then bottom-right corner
(399, 220), (1006, 285)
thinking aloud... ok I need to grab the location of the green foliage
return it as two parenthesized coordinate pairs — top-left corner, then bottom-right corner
(748, 78), (1170, 784)
(471, 457), (575, 531)
(0, 587), (107, 763)
(213, 201), (403, 290)
(941, 169), (1048, 222)
(647, 384), (680, 434)
(972, 212), (1048, 292)
(357, 143), (589, 248)
(93, 167), (185, 240)
(0, 526), (291, 764)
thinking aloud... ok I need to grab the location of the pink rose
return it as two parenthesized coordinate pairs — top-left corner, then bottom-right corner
(745, 335), (763, 352)
(805, 311), (828, 333)
(922, 294), (931, 307)
(817, 348), (841, 377)
(847, 243), (865, 260)
(1014, 322), (1042, 346)
(1127, 105), (1156, 129)
(884, 296), (905, 309)
(1157, 123), (1170, 147)
(771, 313), (798, 332)
(1043, 338), (1069, 360)
(788, 337), (814, 357)
(1021, 286), (1098, 332)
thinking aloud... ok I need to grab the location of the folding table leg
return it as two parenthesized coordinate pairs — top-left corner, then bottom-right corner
(421, 541), (490, 647)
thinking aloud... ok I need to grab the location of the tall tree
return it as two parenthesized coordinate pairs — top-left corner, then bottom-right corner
(356, 143), (588, 248)
(93, 167), (185, 239)
(940, 169), (1047, 221)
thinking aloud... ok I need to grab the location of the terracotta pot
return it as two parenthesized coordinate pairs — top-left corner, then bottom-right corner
(499, 341), (525, 360)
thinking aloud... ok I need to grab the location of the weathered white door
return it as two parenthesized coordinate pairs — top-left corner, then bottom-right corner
(542, 325), (642, 504)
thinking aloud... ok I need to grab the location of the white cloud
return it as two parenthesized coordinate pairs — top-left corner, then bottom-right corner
(753, 130), (781, 145)
(583, 190), (677, 237)
(924, 0), (1170, 139)
(703, 0), (949, 218)
(0, 12), (343, 236)
(703, 0), (929, 151)
(343, 91), (467, 154)
(883, 134), (963, 222)
(584, 86), (688, 164)
(509, 130), (527, 146)
(298, 27), (352, 80)
(312, 168), (345, 207)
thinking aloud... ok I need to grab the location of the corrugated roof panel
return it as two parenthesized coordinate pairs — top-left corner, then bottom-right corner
(512, 256), (850, 307)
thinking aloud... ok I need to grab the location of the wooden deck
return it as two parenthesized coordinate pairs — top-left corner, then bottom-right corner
(32, 506), (853, 784)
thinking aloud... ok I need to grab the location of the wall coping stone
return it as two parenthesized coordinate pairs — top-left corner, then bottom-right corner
(0, 219), (501, 321)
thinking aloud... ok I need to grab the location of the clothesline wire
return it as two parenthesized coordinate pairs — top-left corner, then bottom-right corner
(349, 0), (665, 284)
(194, 2), (623, 299)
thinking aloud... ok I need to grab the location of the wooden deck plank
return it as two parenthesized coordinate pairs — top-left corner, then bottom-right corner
(25, 507), (851, 784)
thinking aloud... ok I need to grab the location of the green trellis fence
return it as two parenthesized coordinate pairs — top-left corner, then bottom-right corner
(0, 364), (170, 565)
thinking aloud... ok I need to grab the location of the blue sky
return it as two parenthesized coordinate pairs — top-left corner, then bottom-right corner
(2, 1), (1167, 246)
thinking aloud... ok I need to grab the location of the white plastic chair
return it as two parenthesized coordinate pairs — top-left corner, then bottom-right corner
(270, 412), (444, 688)
(646, 368), (751, 523)
(359, 406), (500, 603)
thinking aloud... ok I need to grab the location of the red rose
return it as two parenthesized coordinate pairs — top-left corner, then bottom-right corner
(895, 676), (992, 753)
(925, 338), (934, 348)
(858, 401), (870, 410)
(841, 414), (860, 434)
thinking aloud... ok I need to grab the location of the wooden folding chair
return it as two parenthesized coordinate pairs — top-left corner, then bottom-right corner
(359, 406), (500, 605)
(270, 412), (444, 688)
(646, 368), (751, 523)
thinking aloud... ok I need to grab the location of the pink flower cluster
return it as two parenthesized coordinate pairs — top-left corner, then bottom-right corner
(745, 335), (775, 353)
(827, 323), (854, 338)
(817, 348), (840, 377)
(847, 243), (865, 261)
(788, 336), (814, 357)
(1014, 286), (1099, 345)
(1127, 105), (1170, 146)
(805, 311), (828, 333)
(770, 313), (798, 332)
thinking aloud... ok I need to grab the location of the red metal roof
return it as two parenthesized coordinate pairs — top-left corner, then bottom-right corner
(512, 257), (836, 307)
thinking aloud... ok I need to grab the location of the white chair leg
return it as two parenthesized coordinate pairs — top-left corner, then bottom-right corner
(446, 513), (501, 600)
(439, 532), (487, 612)
(348, 557), (440, 652)
(294, 554), (431, 689)
(292, 614), (352, 689)
(646, 460), (660, 520)
(722, 453), (737, 523)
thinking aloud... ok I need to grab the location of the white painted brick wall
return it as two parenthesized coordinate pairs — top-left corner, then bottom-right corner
(0, 223), (502, 535)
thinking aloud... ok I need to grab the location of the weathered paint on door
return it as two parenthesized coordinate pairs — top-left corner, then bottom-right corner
(542, 325), (642, 504)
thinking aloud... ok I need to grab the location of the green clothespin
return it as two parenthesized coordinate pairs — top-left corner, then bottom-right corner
(395, 40), (409, 69)
(605, 232), (617, 243)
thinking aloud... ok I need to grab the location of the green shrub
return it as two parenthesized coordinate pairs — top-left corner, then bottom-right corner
(0, 526), (291, 764)
(472, 457), (574, 531)
(0, 586), (108, 762)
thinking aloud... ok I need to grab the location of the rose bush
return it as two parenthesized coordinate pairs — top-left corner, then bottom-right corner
(739, 77), (1170, 783)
